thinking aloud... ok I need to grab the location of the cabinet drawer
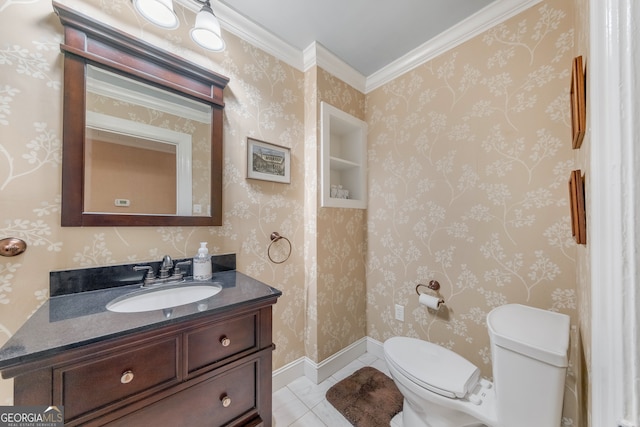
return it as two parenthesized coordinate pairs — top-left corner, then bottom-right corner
(186, 312), (257, 374)
(55, 336), (180, 421)
(106, 356), (261, 427)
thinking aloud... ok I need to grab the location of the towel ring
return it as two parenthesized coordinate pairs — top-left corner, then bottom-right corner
(268, 232), (291, 264)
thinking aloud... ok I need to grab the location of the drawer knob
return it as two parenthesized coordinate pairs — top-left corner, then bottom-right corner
(220, 336), (231, 347)
(221, 395), (232, 407)
(120, 370), (134, 384)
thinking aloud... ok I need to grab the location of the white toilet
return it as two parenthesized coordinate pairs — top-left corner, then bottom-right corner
(384, 304), (570, 427)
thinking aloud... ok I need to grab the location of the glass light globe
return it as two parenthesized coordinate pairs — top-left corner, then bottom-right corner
(190, 5), (225, 52)
(133, 0), (179, 29)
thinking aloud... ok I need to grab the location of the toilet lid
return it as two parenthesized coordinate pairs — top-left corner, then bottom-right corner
(384, 337), (480, 399)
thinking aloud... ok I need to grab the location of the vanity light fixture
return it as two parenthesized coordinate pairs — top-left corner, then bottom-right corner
(132, 0), (226, 51)
(190, 0), (226, 52)
(133, 0), (179, 29)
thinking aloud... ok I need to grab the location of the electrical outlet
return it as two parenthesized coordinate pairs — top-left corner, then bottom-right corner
(395, 304), (404, 321)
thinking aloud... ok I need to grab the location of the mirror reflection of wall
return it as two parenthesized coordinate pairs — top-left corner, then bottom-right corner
(85, 130), (178, 215)
(84, 65), (212, 217)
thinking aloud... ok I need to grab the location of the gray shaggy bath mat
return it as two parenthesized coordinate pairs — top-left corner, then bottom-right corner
(326, 366), (403, 427)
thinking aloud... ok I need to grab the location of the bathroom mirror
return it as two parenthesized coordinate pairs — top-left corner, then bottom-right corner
(55, 2), (229, 226)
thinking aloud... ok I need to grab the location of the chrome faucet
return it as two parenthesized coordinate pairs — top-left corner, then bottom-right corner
(159, 255), (173, 279)
(133, 255), (191, 288)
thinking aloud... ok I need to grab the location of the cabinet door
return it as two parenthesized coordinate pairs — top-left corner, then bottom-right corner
(105, 354), (265, 427)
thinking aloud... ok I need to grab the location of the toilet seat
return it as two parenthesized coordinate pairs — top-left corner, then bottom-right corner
(384, 337), (480, 399)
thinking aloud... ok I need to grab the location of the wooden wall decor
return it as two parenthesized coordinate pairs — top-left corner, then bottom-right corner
(568, 169), (587, 244)
(570, 56), (586, 149)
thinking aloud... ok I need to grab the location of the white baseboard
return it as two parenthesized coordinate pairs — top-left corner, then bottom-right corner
(366, 337), (384, 359)
(272, 336), (385, 392)
(306, 337), (368, 384)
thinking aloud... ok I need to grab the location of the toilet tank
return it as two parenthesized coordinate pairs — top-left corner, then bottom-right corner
(487, 304), (570, 427)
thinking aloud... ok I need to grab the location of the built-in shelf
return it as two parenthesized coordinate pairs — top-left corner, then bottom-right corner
(320, 102), (367, 209)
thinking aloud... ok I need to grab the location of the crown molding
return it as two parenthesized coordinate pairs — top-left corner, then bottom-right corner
(365, 0), (542, 92)
(303, 42), (367, 93)
(179, 0), (540, 94)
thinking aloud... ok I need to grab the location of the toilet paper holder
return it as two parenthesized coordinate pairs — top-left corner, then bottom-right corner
(415, 280), (440, 295)
(416, 280), (445, 308)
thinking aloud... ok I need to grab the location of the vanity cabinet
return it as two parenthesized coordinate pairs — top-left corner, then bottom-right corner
(5, 304), (275, 427)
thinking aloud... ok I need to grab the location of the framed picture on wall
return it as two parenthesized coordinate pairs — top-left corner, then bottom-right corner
(570, 56), (586, 149)
(247, 138), (291, 184)
(568, 169), (586, 244)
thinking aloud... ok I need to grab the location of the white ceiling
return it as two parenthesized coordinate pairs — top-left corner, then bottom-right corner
(216, 0), (494, 77)
(181, 0), (540, 92)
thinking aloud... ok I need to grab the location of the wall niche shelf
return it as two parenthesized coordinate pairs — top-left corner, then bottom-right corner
(320, 102), (367, 209)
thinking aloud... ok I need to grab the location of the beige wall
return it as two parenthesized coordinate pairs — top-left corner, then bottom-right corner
(365, 0), (578, 423)
(303, 65), (319, 362)
(301, 66), (368, 363)
(0, 0), (581, 422)
(85, 140), (177, 214)
(315, 69), (367, 361)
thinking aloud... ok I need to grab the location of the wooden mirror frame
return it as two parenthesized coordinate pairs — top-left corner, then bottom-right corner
(54, 2), (229, 226)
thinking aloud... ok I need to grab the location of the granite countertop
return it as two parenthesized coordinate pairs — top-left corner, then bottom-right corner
(0, 269), (281, 373)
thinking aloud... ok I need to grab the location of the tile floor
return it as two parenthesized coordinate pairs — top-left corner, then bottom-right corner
(272, 352), (403, 427)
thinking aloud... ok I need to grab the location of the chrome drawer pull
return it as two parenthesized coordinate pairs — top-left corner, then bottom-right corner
(120, 370), (134, 384)
(220, 336), (231, 347)
(221, 395), (231, 407)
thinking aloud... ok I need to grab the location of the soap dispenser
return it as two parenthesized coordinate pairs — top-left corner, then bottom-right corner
(193, 242), (212, 281)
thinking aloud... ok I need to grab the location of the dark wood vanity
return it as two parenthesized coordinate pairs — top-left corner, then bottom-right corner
(5, 301), (274, 426)
(0, 265), (281, 426)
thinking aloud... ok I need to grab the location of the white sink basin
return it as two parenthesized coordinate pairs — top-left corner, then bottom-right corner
(106, 283), (222, 313)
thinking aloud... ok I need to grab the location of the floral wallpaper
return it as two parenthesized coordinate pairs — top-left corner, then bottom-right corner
(315, 69), (367, 362)
(302, 65), (319, 362)
(0, 0), (582, 422)
(301, 67), (368, 363)
(365, 0), (579, 423)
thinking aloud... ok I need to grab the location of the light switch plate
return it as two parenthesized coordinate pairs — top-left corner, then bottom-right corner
(395, 304), (404, 321)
